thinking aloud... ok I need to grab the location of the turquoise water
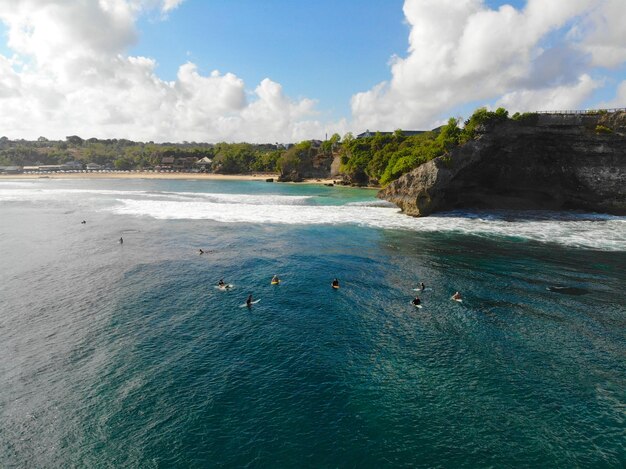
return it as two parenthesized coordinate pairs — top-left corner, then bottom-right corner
(1, 178), (625, 467)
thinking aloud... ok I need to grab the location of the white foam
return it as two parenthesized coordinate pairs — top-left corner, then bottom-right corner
(0, 187), (312, 206)
(2, 183), (623, 251)
(109, 197), (626, 251)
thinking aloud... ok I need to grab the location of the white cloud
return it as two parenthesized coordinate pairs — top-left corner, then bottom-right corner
(572, 0), (626, 68)
(0, 0), (334, 142)
(598, 80), (626, 109)
(0, 0), (622, 143)
(351, 0), (625, 131)
(161, 0), (184, 12)
(496, 74), (599, 112)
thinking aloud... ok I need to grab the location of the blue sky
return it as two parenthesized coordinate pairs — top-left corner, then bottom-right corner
(131, 0), (409, 121)
(0, 0), (624, 142)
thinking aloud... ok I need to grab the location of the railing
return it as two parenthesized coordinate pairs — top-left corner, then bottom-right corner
(535, 108), (626, 115)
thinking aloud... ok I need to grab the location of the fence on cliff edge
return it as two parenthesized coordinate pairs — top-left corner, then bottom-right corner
(534, 108), (626, 115)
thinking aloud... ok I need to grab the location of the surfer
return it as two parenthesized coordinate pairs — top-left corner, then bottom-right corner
(332, 278), (340, 288)
(81, 220), (86, 224)
(218, 279), (225, 287)
(199, 249), (204, 255)
(452, 291), (462, 301)
(412, 296), (421, 306)
(420, 282), (426, 291)
(271, 274), (280, 284)
(246, 294), (253, 307)
(119, 237), (123, 244)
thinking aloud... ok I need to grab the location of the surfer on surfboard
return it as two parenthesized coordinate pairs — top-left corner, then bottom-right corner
(332, 278), (340, 289)
(412, 296), (421, 306)
(452, 291), (462, 301)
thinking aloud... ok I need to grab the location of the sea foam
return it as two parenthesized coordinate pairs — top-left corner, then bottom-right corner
(1, 183), (624, 251)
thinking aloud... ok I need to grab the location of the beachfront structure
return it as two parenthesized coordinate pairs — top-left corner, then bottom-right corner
(195, 157), (212, 171)
(0, 165), (23, 174)
(356, 129), (426, 139)
(86, 163), (103, 170)
(61, 161), (83, 170)
(38, 165), (62, 172)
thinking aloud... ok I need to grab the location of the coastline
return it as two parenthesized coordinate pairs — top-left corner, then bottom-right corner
(0, 171), (380, 188)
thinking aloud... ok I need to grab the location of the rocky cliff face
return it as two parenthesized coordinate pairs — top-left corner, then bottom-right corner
(378, 111), (626, 216)
(278, 149), (336, 182)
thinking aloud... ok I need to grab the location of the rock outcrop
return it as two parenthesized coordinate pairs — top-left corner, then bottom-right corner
(278, 146), (336, 182)
(378, 111), (626, 216)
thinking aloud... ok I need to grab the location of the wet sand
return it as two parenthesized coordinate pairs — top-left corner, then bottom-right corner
(0, 172), (342, 186)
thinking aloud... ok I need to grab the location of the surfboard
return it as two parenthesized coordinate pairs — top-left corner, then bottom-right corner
(271, 280), (280, 285)
(215, 284), (233, 291)
(332, 285), (340, 289)
(240, 299), (261, 308)
(452, 298), (463, 302)
(412, 287), (432, 292)
(412, 303), (423, 309)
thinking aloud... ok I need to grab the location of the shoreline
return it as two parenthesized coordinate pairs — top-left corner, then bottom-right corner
(0, 171), (380, 188)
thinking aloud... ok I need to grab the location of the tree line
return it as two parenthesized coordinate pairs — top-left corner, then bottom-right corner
(1, 107), (537, 184)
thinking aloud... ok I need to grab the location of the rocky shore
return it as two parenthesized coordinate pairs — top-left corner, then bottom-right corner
(378, 111), (626, 216)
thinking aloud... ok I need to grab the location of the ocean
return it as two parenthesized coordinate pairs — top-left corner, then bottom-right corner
(1, 178), (624, 468)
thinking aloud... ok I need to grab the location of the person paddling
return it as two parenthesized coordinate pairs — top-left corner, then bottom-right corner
(218, 279), (225, 287)
(412, 296), (421, 306)
(246, 294), (253, 307)
(420, 282), (425, 291)
(332, 278), (340, 288)
(199, 249), (204, 255)
(271, 274), (280, 284)
(452, 291), (462, 301)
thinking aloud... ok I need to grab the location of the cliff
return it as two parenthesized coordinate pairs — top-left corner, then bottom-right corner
(378, 111), (626, 216)
(278, 143), (337, 182)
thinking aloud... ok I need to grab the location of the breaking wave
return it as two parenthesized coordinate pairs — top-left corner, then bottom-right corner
(109, 197), (625, 251)
(1, 183), (624, 251)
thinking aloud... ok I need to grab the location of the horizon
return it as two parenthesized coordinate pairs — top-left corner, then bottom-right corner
(0, 0), (625, 143)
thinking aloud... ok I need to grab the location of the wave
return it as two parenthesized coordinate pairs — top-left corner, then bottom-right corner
(345, 200), (397, 208)
(2, 183), (623, 251)
(109, 198), (626, 251)
(0, 188), (313, 206)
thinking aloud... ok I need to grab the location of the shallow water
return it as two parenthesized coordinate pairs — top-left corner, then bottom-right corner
(1, 178), (624, 467)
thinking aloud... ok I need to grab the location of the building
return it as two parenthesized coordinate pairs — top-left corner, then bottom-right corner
(356, 129), (427, 139)
(61, 161), (83, 171)
(86, 163), (103, 170)
(0, 166), (23, 174)
(38, 165), (62, 172)
(195, 157), (213, 171)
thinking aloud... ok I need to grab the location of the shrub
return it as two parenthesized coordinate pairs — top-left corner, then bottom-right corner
(595, 125), (613, 134)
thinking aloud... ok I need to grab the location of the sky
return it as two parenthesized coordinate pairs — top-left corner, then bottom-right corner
(0, 0), (625, 143)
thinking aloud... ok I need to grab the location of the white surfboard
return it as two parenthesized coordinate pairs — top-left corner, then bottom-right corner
(240, 299), (261, 308)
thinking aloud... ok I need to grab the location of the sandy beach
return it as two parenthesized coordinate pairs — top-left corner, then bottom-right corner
(0, 171), (346, 186)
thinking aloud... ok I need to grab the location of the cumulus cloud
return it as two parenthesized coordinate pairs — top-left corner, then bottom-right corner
(351, 0), (626, 131)
(496, 74), (599, 111)
(0, 0), (623, 142)
(0, 0), (332, 142)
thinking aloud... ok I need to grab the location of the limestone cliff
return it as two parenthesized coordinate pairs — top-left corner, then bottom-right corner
(278, 143), (337, 182)
(378, 111), (626, 216)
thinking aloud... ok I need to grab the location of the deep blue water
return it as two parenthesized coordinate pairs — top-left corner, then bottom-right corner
(1, 178), (625, 468)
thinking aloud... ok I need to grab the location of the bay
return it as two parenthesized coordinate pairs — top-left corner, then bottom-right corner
(0, 178), (624, 468)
